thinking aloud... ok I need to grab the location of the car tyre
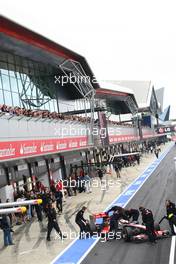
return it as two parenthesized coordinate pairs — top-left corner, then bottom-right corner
(123, 226), (133, 242)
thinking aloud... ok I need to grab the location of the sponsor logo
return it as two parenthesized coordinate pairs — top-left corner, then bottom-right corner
(40, 143), (54, 152)
(0, 144), (15, 158)
(20, 144), (37, 155)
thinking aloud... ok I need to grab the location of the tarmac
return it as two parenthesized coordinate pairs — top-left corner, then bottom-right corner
(0, 142), (170, 264)
(82, 143), (176, 264)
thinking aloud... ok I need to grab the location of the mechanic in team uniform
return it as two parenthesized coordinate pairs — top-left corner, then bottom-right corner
(75, 206), (91, 238)
(139, 206), (157, 243)
(108, 206), (127, 238)
(165, 200), (176, 235)
(107, 206), (124, 216)
(107, 206), (139, 223)
(46, 203), (66, 241)
(109, 208), (122, 237)
(125, 208), (139, 223)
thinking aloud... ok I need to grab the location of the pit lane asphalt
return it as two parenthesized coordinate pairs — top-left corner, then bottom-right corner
(82, 146), (176, 264)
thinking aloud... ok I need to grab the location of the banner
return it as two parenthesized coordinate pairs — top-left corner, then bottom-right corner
(157, 126), (176, 134)
(0, 137), (88, 161)
(109, 134), (139, 143)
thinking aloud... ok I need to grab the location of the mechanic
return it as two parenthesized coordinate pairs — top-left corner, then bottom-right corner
(75, 206), (91, 239)
(165, 200), (176, 235)
(46, 202), (66, 241)
(124, 208), (139, 223)
(109, 208), (121, 238)
(139, 206), (157, 243)
(107, 206), (124, 216)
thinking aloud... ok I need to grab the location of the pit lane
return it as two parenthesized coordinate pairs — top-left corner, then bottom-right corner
(81, 145), (176, 264)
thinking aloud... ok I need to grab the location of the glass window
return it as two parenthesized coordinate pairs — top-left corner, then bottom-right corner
(28, 60), (34, 69)
(0, 51), (57, 110)
(17, 78), (23, 94)
(0, 60), (8, 70)
(0, 68), (8, 75)
(14, 55), (22, 66)
(7, 53), (14, 64)
(10, 77), (19, 93)
(14, 69), (21, 79)
(25, 83), (32, 96)
(8, 70), (15, 78)
(4, 90), (13, 106)
(54, 101), (57, 112)
(1, 74), (10, 91)
(8, 64), (16, 77)
(0, 89), (4, 104)
(49, 101), (54, 112)
(0, 75), (2, 90)
(0, 51), (7, 62)
(22, 67), (29, 76)
(12, 92), (20, 107)
(22, 59), (28, 68)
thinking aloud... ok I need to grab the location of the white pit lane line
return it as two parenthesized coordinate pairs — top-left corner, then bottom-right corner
(169, 227), (176, 264)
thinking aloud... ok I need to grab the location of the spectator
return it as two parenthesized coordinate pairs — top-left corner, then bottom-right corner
(55, 190), (63, 214)
(83, 173), (92, 193)
(114, 165), (121, 178)
(0, 215), (14, 247)
(97, 169), (103, 183)
(154, 149), (159, 159)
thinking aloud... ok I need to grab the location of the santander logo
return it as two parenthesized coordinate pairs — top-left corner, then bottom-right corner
(0, 144), (15, 158)
(20, 144), (37, 155)
(40, 143), (54, 152)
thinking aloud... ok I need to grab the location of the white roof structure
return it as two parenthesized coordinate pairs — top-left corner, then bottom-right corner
(155, 87), (165, 111)
(99, 80), (134, 95)
(107, 80), (160, 114)
(95, 80), (138, 115)
(108, 81), (152, 108)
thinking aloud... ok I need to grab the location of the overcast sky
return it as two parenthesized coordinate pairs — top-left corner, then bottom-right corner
(1, 0), (176, 117)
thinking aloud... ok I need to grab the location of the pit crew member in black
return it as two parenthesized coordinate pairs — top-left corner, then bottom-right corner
(46, 203), (66, 241)
(107, 206), (124, 217)
(109, 208), (121, 237)
(125, 208), (139, 223)
(75, 206), (90, 238)
(139, 206), (157, 243)
(166, 200), (176, 235)
(107, 206), (139, 222)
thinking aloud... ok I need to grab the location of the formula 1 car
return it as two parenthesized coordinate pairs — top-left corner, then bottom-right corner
(89, 212), (110, 236)
(122, 222), (170, 242)
(89, 212), (170, 242)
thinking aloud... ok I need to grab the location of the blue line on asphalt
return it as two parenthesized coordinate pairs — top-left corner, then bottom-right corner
(51, 143), (174, 264)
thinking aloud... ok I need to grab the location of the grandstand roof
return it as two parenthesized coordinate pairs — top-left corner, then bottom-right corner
(155, 87), (164, 112)
(108, 80), (160, 115)
(0, 16), (99, 100)
(159, 105), (170, 121)
(95, 81), (138, 115)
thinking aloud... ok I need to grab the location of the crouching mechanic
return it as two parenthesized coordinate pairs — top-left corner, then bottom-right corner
(106, 206), (124, 218)
(75, 206), (91, 239)
(139, 206), (157, 243)
(107, 206), (139, 223)
(124, 208), (139, 223)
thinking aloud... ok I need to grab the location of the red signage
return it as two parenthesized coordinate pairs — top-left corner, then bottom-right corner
(109, 134), (140, 143)
(0, 137), (88, 161)
(157, 126), (176, 134)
